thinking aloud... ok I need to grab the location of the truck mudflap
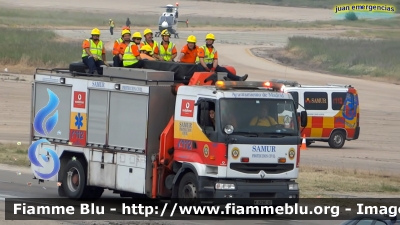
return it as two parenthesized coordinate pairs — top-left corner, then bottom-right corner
(196, 176), (299, 206)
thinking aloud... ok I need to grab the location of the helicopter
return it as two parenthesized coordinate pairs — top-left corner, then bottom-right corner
(154, 3), (187, 39)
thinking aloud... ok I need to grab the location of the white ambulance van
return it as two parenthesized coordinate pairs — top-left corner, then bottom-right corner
(273, 79), (360, 149)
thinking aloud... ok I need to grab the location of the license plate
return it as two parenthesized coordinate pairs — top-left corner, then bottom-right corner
(254, 200), (272, 205)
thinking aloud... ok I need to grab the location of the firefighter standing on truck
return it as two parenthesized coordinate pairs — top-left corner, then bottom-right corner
(141, 28), (162, 61)
(122, 36), (143, 68)
(113, 26), (130, 67)
(177, 35), (199, 63)
(82, 28), (107, 75)
(196, 33), (248, 81)
(159, 29), (177, 61)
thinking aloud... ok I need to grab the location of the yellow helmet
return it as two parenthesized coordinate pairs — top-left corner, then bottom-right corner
(187, 35), (196, 43)
(91, 28), (101, 35)
(161, 29), (171, 36)
(143, 28), (153, 36)
(205, 33), (215, 40)
(132, 32), (142, 39)
(121, 29), (131, 36)
(140, 45), (153, 52)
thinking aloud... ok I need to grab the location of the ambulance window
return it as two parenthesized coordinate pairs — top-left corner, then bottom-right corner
(304, 92), (328, 110)
(288, 91), (298, 109)
(331, 92), (347, 110)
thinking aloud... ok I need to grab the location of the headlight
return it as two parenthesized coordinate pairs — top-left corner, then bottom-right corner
(215, 183), (236, 190)
(288, 183), (299, 190)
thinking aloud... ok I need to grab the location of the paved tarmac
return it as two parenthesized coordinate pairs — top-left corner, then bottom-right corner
(0, 167), (341, 225)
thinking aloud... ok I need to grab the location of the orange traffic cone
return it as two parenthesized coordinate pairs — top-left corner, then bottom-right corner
(300, 134), (307, 150)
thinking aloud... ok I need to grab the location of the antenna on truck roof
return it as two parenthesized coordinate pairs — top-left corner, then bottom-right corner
(270, 79), (300, 87)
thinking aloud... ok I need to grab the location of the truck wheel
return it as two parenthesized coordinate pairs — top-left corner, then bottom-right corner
(329, 130), (346, 149)
(177, 172), (200, 206)
(306, 140), (312, 147)
(88, 187), (104, 200)
(62, 159), (87, 199)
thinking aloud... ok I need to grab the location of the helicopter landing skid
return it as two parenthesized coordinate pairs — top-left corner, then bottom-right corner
(155, 31), (179, 38)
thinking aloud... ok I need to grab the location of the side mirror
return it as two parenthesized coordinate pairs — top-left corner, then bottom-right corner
(300, 111), (308, 128)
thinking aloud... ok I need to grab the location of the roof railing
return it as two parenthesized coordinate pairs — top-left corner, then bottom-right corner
(270, 79), (300, 87)
(326, 83), (352, 88)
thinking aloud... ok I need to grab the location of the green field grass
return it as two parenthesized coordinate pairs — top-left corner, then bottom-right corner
(0, 28), (99, 69)
(188, 0), (400, 10)
(342, 29), (400, 39)
(267, 36), (400, 80)
(0, 143), (30, 167)
(0, 7), (302, 28)
(1, 7), (399, 29)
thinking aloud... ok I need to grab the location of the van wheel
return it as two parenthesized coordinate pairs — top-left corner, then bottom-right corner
(329, 130), (346, 149)
(177, 172), (200, 206)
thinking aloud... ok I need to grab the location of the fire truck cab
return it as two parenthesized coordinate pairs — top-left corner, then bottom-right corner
(30, 65), (307, 206)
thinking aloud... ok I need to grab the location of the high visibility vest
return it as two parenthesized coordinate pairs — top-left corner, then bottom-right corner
(123, 43), (139, 67)
(142, 41), (158, 55)
(110, 21), (115, 27)
(112, 38), (123, 56)
(159, 42), (175, 61)
(82, 39), (103, 58)
(195, 45), (215, 64)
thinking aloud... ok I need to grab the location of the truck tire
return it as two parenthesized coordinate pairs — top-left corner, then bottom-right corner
(88, 187), (104, 200)
(177, 172), (200, 206)
(306, 140), (312, 147)
(62, 159), (88, 199)
(328, 130), (346, 149)
(62, 159), (104, 200)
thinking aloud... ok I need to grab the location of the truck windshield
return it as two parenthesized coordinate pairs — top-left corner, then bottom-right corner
(219, 98), (298, 135)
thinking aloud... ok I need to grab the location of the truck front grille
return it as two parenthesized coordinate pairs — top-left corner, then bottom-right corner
(230, 163), (294, 174)
(249, 192), (276, 198)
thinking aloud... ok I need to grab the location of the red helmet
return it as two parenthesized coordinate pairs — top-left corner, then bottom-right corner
(122, 26), (130, 31)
